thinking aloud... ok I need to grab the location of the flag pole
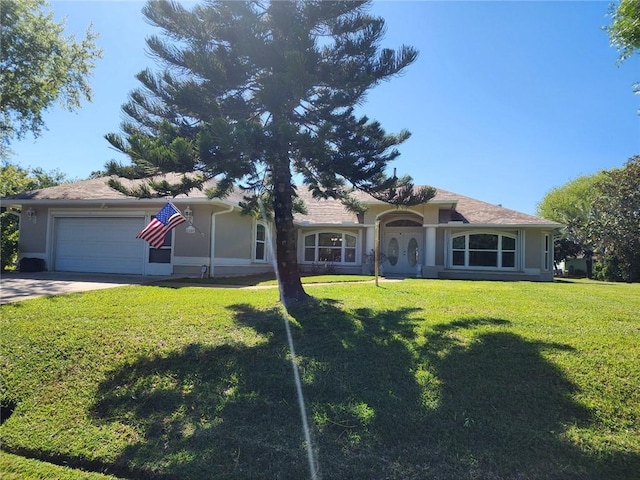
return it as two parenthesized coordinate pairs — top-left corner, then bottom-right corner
(188, 223), (206, 237)
(374, 218), (380, 287)
(172, 201), (205, 237)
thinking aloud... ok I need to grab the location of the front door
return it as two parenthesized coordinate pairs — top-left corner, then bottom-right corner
(383, 228), (423, 276)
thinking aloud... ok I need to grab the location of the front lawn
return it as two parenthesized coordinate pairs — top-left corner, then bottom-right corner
(1, 279), (638, 479)
(162, 273), (376, 286)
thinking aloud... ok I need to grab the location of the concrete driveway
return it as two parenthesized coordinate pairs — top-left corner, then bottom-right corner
(0, 272), (166, 304)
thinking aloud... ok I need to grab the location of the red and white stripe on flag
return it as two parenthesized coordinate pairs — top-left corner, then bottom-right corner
(136, 202), (186, 249)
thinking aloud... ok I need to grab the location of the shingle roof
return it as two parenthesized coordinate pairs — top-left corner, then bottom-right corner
(430, 188), (557, 226)
(293, 186), (558, 226)
(3, 174), (245, 205)
(4, 176), (137, 201)
(3, 175), (560, 227)
(294, 192), (361, 224)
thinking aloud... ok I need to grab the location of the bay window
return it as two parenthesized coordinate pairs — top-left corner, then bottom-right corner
(451, 232), (517, 269)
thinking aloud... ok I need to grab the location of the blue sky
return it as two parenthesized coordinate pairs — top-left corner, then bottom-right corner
(9, 0), (639, 215)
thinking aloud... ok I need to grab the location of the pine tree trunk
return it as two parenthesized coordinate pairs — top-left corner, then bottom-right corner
(272, 152), (310, 305)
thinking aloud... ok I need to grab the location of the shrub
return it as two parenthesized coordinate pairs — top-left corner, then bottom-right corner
(593, 257), (623, 282)
(0, 212), (19, 271)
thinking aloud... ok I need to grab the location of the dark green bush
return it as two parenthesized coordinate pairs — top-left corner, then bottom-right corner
(0, 212), (19, 271)
(592, 256), (640, 282)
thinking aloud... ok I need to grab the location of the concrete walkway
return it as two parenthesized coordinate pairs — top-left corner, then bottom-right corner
(0, 272), (402, 304)
(0, 272), (171, 304)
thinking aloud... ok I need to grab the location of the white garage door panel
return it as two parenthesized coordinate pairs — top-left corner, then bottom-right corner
(55, 217), (145, 274)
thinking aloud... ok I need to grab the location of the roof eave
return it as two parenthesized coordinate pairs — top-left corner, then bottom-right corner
(295, 221), (363, 227)
(360, 199), (458, 207)
(446, 222), (564, 228)
(1, 197), (238, 208)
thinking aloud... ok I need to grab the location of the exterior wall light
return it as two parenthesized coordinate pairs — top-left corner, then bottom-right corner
(26, 207), (37, 224)
(184, 206), (193, 223)
(184, 206), (195, 233)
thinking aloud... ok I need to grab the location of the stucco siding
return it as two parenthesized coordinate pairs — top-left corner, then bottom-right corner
(215, 213), (252, 259)
(173, 205), (211, 258)
(19, 208), (48, 254)
(213, 264), (273, 277)
(362, 206), (381, 224)
(525, 230), (542, 270)
(422, 204), (439, 224)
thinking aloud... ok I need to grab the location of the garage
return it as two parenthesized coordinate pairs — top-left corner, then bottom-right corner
(54, 217), (146, 274)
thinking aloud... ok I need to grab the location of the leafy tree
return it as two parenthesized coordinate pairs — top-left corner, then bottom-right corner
(0, 161), (68, 269)
(0, 0), (102, 154)
(536, 173), (605, 273)
(607, 0), (640, 62)
(607, 0), (640, 108)
(588, 156), (640, 282)
(105, 0), (434, 303)
(552, 237), (584, 270)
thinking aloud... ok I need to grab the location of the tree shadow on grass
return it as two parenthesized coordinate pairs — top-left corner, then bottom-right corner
(92, 306), (309, 479)
(91, 299), (639, 479)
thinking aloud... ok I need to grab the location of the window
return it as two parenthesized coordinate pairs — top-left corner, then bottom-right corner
(502, 236), (516, 268)
(255, 223), (267, 261)
(450, 232), (517, 269)
(407, 237), (419, 267)
(304, 232), (357, 263)
(386, 219), (422, 227)
(387, 237), (399, 266)
(543, 234), (550, 270)
(149, 221), (172, 264)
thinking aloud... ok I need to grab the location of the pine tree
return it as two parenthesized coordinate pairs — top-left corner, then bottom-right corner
(106, 0), (434, 303)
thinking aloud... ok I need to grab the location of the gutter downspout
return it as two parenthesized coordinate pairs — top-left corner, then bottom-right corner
(209, 204), (234, 278)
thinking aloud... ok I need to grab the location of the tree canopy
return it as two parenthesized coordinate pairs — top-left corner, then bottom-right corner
(0, 161), (66, 196)
(105, 0), (434, 303)
(588, 156), (640, 282)
(536, 174), (601, 227)
(0, 0), (102, 154)
(537, 158), (640, 282)
(536, 172), (604, 266)
(0, 161), (68, 270)
(607, 0), (640, 62)
(607, 0), (640, 108)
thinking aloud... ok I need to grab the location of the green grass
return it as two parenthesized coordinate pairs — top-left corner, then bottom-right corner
(1, 279), (639, 479)
(163, 273), (376, 286)
(0, 451), (122, 480)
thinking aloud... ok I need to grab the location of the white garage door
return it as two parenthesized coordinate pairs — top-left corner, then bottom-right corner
(54, 217), (146, 274)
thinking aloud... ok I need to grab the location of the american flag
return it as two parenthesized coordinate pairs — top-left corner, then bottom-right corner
(136, 203), (186, 249)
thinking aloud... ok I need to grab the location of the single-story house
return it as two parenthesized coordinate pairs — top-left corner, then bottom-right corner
(3, 176), (562, 281)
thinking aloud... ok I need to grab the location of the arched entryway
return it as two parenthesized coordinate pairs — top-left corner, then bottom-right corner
(380, 215), (424, 276)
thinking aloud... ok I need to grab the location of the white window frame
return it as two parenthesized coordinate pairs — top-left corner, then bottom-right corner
(302, 231), (358, 264)
(543, 234), (551, 271)
(450, 231), (518, 270)
(143, 212), (176, 275)
(253, 221), (269, 263)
